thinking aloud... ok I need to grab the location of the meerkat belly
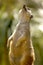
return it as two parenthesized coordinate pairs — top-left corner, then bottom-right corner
(10, 23), (34, 64)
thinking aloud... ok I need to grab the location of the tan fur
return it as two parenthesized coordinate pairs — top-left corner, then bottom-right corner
(7, 5), (35, 65)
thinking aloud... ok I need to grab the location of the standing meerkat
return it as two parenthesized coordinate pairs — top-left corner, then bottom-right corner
(7, 5), (35, 65)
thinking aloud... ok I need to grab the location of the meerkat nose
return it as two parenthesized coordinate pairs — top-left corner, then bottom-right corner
(23, 5), (27, 11)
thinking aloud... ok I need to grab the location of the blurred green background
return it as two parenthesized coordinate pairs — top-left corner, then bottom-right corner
(0, 0), (43, 65)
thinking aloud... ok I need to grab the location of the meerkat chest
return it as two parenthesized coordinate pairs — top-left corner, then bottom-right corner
(13, 22), (30, 46)
(16, 22), (30, 38)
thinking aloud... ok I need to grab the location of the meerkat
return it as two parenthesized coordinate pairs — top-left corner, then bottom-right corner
(7, 5), (35, 65)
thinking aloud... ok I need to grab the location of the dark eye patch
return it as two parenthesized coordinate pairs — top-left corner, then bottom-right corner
(28, 7), (30, 10)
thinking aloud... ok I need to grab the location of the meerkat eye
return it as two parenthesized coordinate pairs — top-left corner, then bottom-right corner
(30, 15), (33, 18)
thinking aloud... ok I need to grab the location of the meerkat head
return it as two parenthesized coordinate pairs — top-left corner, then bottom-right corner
(19, 5), (33, 22)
